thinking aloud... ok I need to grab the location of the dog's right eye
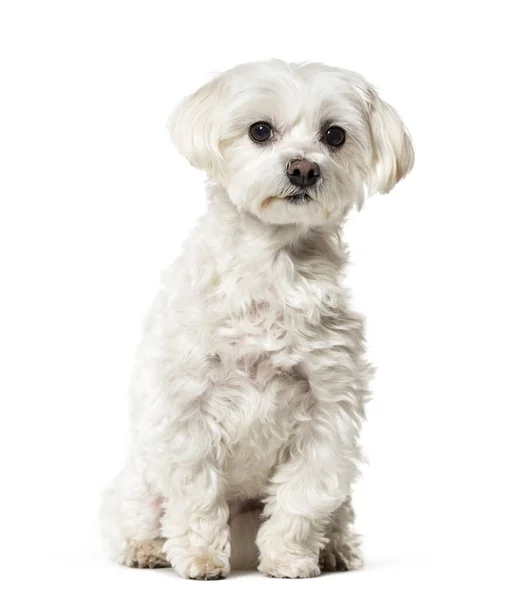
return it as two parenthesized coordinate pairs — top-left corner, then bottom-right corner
(249, 122), (273, 143)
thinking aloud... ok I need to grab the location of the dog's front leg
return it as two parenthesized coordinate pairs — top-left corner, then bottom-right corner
(257, 347), (366, 578)
(160, 433), (230, 580)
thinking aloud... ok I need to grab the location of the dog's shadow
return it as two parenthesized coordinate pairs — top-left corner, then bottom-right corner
(153, 567), (258, 580)
(151, 558), (402, 580)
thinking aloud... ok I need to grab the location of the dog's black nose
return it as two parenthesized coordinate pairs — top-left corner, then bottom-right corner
(287, 159), (320, 188)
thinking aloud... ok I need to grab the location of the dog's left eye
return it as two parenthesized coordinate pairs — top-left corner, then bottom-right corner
(324, 126), (346, 148)
(249, 122), (273, 143)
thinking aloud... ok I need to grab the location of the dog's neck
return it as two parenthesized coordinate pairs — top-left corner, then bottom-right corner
(205, 184), (348, 272)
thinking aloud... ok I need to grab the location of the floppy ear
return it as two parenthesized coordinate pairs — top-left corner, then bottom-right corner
(168, 76), (224, 176)
(367, 89), (414, 194)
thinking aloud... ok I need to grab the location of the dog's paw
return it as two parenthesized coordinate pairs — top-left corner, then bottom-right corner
(164, 525), (231, 580)
(319, 536), (364, 572)
(173, 551), (230, 580)
(121, 538), (171, 569)
(185, 553), (230, 580)
(258, 555), (321, 579)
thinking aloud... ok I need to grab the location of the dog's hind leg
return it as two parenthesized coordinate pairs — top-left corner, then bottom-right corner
(100, 460), (170, 568)
(319, 498), (364, 572)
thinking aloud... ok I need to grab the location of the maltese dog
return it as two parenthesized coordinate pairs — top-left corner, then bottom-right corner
(100, 59), (414, 579)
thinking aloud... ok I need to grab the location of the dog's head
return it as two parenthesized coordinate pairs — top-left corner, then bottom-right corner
(170, 60), (413, 226)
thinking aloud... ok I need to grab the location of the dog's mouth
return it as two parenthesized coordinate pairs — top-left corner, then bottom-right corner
(260, 192), (313, 210)
(285, 192), (312, 204)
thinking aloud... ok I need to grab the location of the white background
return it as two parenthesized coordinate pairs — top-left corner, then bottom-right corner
(1, 1), (529, 598)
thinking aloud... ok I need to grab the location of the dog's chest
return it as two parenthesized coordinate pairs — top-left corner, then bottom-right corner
(209, 250), (337, 363)
(202, 327), (309, 499)
(215, 302), (291, 361)
(221, 364), (308, 500)
(205, 255), (337, 498)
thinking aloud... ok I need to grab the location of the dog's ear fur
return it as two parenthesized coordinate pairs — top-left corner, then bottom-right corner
(168, 76), (224, 176)
(366, 89), (414, 194)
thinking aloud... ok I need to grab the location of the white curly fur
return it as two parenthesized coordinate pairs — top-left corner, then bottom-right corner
(100, 59), (413, 579)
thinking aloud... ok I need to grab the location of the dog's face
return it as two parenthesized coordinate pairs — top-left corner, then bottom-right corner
(170, 60), (413, 227)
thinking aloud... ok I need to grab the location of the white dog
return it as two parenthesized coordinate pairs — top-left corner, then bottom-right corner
(100, 59), (414, 580)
